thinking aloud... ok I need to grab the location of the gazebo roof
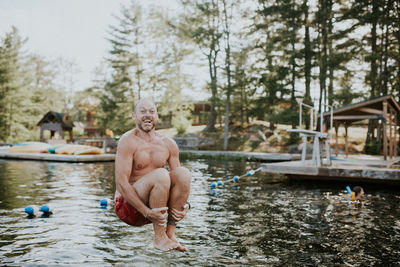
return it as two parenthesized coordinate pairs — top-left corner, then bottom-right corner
(322, 95), (400, 123)
(37, 111), (75, 128)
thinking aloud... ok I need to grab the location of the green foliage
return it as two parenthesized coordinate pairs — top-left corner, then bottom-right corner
(332, 70), (363, 106)
(179, 0), (223, 132)
(3, 0), (400, 148)
(0, 27), (25, 142)
(98, 80), (134, 135)
(172, 110), (192, 135)
(97, 1), (195, 135)
(0, 28), (68, 143)
(364, 139), (381, 155)
(96, 2), (143, 135)
(266, 104), (297, 126)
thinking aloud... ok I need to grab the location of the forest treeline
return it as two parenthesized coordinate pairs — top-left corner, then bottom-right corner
(1, 0), (399, 145)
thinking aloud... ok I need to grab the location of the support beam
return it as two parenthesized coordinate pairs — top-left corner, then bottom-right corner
(345, 122), (348, 158)
(335, 123), (339, 157)
(70, 129), (74, 143)
(389, 109), (393, 158)
(332, 115), (380, 120)
(356, 107), (383, 115)
(383, 101), (388, 160)
(40, 128), (44, 142)
(396, 111), (398, 157)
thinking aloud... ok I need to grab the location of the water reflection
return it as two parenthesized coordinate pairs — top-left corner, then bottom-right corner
(0, 159), (399, 266)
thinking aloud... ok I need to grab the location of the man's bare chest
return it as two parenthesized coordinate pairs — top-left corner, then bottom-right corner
(132, 143), (169, 170)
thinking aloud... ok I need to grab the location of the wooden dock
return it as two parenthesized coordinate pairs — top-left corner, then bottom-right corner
(0, 148), (300, 163)
(0, 150), (115, 163)
(262, 155), (400, 184)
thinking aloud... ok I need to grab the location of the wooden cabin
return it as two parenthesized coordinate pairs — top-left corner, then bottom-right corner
(37, 111), (74, 143)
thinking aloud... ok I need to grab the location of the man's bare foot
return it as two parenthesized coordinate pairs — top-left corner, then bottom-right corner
(154, 236), (178, 252)
(168, 234), (187, 252)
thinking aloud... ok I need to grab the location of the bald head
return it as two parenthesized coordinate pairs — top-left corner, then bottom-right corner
(133, 98), (158, 133)
(134, 98), (157, 114)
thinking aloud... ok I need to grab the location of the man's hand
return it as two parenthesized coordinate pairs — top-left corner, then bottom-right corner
(170, 203), (190, 224)
(147, 207), (168, 226)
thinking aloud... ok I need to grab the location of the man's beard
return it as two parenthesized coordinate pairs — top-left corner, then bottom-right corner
(138, 123), (155, 133)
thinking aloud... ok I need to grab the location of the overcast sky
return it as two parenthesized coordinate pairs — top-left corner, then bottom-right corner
(0, 0), (180, 92)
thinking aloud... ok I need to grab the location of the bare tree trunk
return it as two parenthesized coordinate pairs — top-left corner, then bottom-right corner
(303, 0), (312, 129)
(327, 0), (333, 106)
(222, 0), (232, 151)
(206, 52), (217, 132)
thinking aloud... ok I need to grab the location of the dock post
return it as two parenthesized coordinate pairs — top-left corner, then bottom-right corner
(345, 123), (348, 158)
(301, 135), (307, 162)
(325, 138), (331, 165)
(312, 136), (321, 167)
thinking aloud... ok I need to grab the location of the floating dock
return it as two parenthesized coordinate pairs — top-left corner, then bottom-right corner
(0, 150), (115, 163)
(0, 148), (301, 163)
(262, 155), (400, 184)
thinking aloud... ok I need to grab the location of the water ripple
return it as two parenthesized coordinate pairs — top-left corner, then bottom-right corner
(0, 159), (400, 266)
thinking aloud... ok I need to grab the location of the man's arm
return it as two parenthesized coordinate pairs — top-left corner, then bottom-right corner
(115, 134), (149, 217)
(166, 137), (190, 222)
(166, 137), (181, 171)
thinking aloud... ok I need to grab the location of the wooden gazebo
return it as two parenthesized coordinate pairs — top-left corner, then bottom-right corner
(322, 95), (400, 160)
(37, 111), (75, 143)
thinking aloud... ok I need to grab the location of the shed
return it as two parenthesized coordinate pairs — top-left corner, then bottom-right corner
(321, 95), (400, 159)
(37, 111), (75, 143)
(191, 101), (211, 126)
(84, 111), (101, 137)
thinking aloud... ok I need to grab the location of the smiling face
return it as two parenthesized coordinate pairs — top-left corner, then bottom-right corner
(133, 99), (158, 133)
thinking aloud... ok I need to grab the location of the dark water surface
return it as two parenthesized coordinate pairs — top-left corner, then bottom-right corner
(0, 159), (399, 266)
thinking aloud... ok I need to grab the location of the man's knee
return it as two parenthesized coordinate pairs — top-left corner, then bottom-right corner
(170, 166), (191, 185)
(152, 168), (171, 188)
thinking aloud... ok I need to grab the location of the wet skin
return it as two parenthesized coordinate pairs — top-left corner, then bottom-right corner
(115, 99), (191, 252)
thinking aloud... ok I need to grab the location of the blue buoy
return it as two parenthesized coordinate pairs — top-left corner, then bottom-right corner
(25, 206), (34, 215)
(246, 170), (255, 176)
(217, 180), (223, 186)
(233, 176), (239, 182)
(211, 182), (217, 189)
(210, 189), (216, 196)
(100, 199), (108, 206)
(40, 205), (50, 213)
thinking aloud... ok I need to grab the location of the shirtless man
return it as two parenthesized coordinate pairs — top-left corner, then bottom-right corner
(114, 98), (191, 252)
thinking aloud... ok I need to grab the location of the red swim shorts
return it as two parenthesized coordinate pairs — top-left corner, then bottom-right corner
(115, 196), (152, 227)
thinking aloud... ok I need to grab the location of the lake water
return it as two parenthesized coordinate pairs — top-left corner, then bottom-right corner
(0, 158), (399, 266)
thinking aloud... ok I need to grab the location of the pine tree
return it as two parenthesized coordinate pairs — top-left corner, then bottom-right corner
(180, 0), (223, 132)
(0, 27), (27, 142)
(99, 1), (145, 135)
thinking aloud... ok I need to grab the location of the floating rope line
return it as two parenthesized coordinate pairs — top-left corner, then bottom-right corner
(210, 166), (264, 189)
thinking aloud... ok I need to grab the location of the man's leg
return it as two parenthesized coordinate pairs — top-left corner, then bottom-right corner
(166, 166), (191, 251)
(133, 168), (177, 251)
